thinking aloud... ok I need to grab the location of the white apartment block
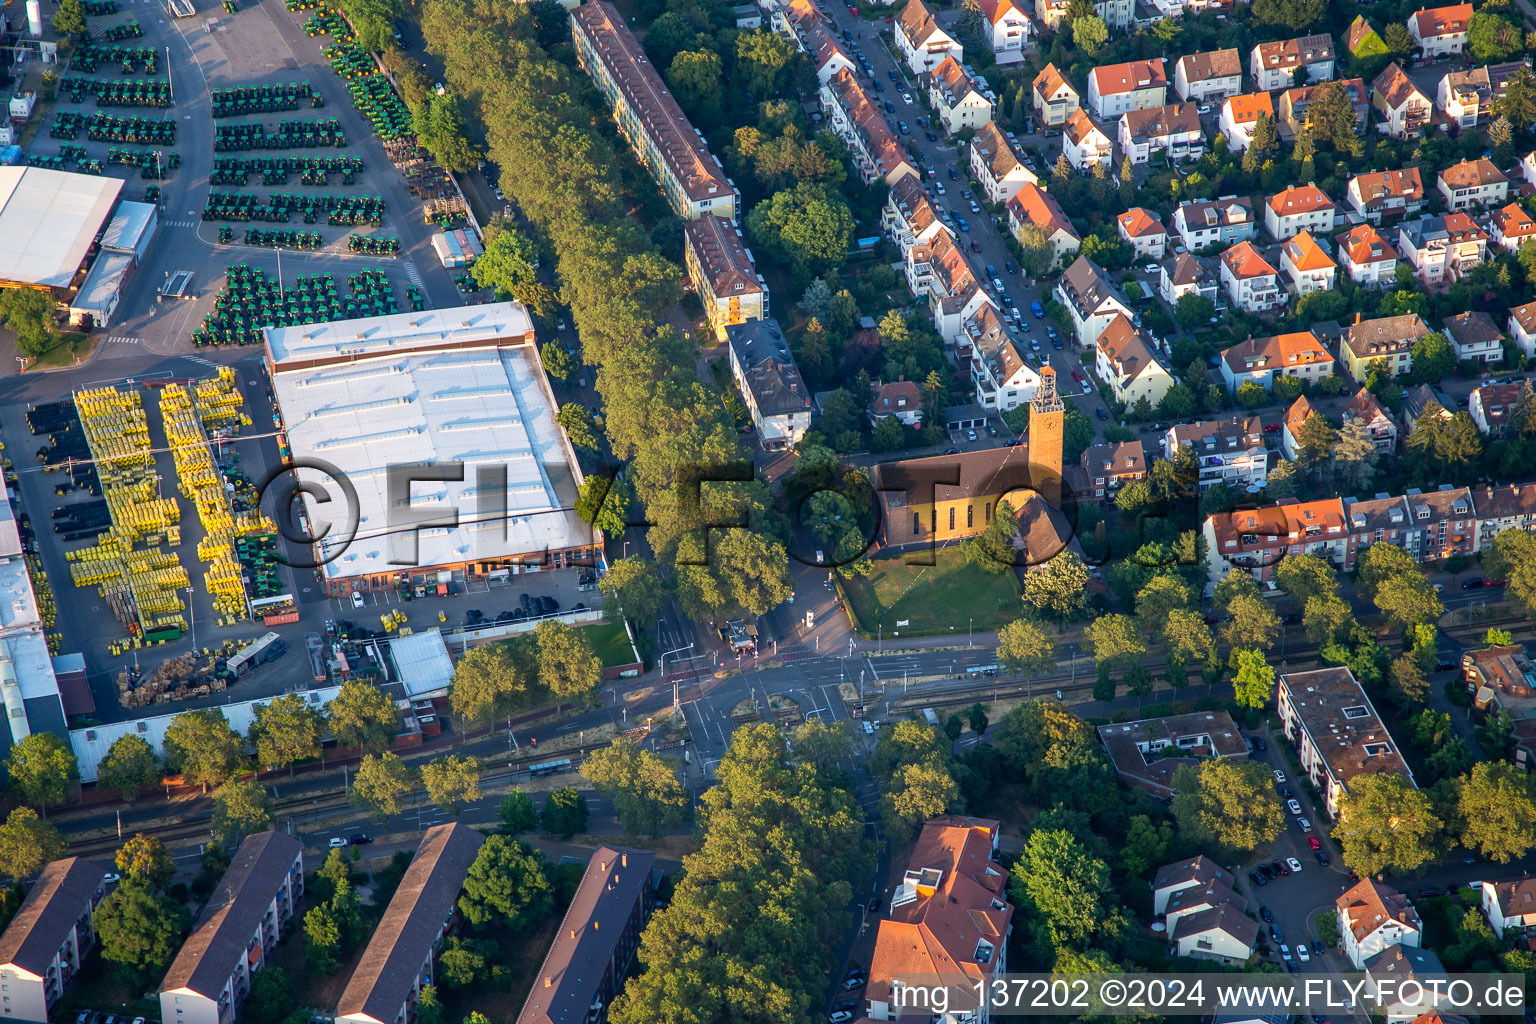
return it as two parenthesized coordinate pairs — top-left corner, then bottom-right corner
(0, 858), (106, 1023)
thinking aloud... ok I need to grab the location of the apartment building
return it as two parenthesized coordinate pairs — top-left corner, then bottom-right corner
(1265, 184), (1335, 241)
(1204, 497), (1350, 580)
(882, 175), (949, 253)
(335, 824), (486, 1024)
(1279, 78), (1367, 140)
(1510, 301), (1536, 357)
(1062, 109), (1113, 171)
(1277, 666), (1414, 819)
(1347, 167), (1425, 223)
(1087, 58), (1167, 119)
(1279, 393), (1319, 460)
(571, 2), (738, 221)
(1217, 92), (1274, 153)
(929, 56), (993, 135)
(1093, 0), (1134, 31)
(1173, 49), (1243, 102)
(1006, 183), (1081, 266)
(1219, 240), (1283, 313)
(1250, 34), (1335, 92)
(1031, 63), (1079, 127)
(1491, 201), (1536, 252)
(1117, 207), (1167, 259)
(975, 0), (1032, 65)
(515, 847), (657, 1024)
(1472, 483), (1536, 554)
(970, 122), (1039, 204)
(1220, 330), (1334, 392)
(866, 817), (1012, 1024)
(1117, 102), (1203, 165)
(821, 68), (919, 187)
(1343, 387), (1398, 454)
(1097, 712), (1247, 798)
(1054, 255), (1134, 348)
(159, 832), (304, 1024)
(909, 231), (993, 343)
(895, 0), (962, 75)
(682, 214), (767, 343)
(1337, 879), (1422, 969)
(966, 305), (1041, 413)
(1336, 223), (1400, 287)
(1033, 0), (1070, 29)
(1341, 312), (1429, 380)
(1437, 157), (1509, 212)
(1398, 213), (1487, 285)
(1173, 195), (1255, 250)
(1167, 415), (1267, 492)
(1438, 62), (1527, 127)
(1443, 309), (1504, 365)
(1076, 440), (1148, 503)
(1281, 231), (1337, 294)
(1470, 382), (1522, 437)
(773, 0), (855, 85)
(1095, 314), (1175, 408)
(1372, 63), (1432, 138)
(726, 319), (812, 450)
(1409, 3), (1473, 57)
(0, 858), (106, 1023)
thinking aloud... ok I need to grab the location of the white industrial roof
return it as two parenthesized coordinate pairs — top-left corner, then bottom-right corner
(70, 252), (131, 317)
(389, 628), (455, 697)
(267, 302), (591, 581)
(70, 685), (344, 782)
(99, 200), (155, 255)
(0, 167), (123, 288)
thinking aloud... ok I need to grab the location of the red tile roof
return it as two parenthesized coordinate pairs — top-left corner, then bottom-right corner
(1091, 58), (1166, 97)
(1412, 3), (1473, 39)
(1221, 239), (1277, 279)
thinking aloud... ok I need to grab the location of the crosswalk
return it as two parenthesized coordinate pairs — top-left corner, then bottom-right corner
(401, 259), (423, 288)
(183, 354), (220, 369)
(164, 219), (197, 229)
(104, 335), (141, 345)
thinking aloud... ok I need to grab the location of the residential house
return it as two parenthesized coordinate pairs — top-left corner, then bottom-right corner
(1281, 231), (1338, 294)
(1033, 0), (1070, 30)
(1054, 255), (1135, 348)
(1171, 904), (1258, 965)
(1460, 642), (1536, 773)
(1117, 207), (1167, 258)
(866, 817), (1012, 1024)
(1510, 300), (1536, 357)
(1522, 149), (1536, 191)
(571, 2), (739, 221)
(976, 0), (1032, 65)
(682, 214), (768, 342)
(1174, 49), (1243, 103)
(929, 56), (994, 135)
(1403, 485), (1478, 562)
(1160, 252), (1219, 305)
(335, 824), (486, 1024)
(1163, 876), (1243, 935)
(1221, 330), (1334, 392)
(773, 0), (856, 85)
(1118, 102), (1204, 164)
(1483, 879), (1536, 936)
(1278, 665), (1414, 820)
(1173, 196), (1256, 250)
(1438, 62), (1527, 127)
(1219, 240), (1283, 313)
(1204, 498), (1352, 580)
(1097, 713), (1246, 798)
(1250, 35), (1336, 92)
(1062, 109), (1113, 171)
(870, 380), (924, 426)
(1167, 415), (1267, 492)
(1336, 879), (1423, 969)
(1346, 15), (1389, 60)
(1087, 58), (1167, 119)
(1470, 487), (1536, 565)
(1095, 313), (1176, 408)
(1077, 440), (1149, 503)
(1438, 157), (1509, 212)
(1364, 945), (1451, 1024)
(514, 847), (658, 1024)
(1218, 92), (1275, 153)
(1032, 63), (1079, 127)
(0, 857), (107, 1024)
(1094, 0), (1134, 31)
(882, 175), (950, 254)
(158, 832), (304, 1024)
(894, 0), (962, 75)
(1398, 213), (1487, 285)
(1152, 856), (1236, 916)
(970, 122), (1039, 204)
(821, 68), (919, 187)
(1344, 387), (1398, 454)
(1372, 63), (1432, 139)
(1279, 78), (1368, 140)
(1006, 183), (1081, 266)
(725, 319), (813, 450)
(907, 231), (993, 343)
(1409, 3), (1473, 58)
(965, 304), (1041, 413)
(1347, 167), (1425, 223)
(1470, 382), (1522, 436)
(1443, 309), (1504, 365)
(1266, 184), (1336, 241)
(1337, 223), (1400, 287)
(1491, 202), (1536, 253)
(1402, 383), (1455, 432)
(1280, 393), (1317, 460)
(1341, 312), (1430, 380)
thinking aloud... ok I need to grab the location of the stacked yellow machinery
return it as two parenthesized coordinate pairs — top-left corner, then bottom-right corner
(160, 377), (272, 624)
(23, 554), (59, 654)
(65, 385), (189, 641)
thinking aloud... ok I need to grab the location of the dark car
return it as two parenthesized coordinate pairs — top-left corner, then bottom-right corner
(1260, 906), (1274, 923)
(1463, 578), (1487, 589)
(1435, 652), (1458, 670)
(1095, 408), (1107, 421)
(1250, 870), (1267, 887)
(349, 833), (373, 845)
(1419, 887), (1444, 898)
(1272, 860), (1289, 877)
(1269, 925), (1281, 942)
(1286, 961), (1299, 975)
(1252, 735), (1267, 752)
(944, 447), (959, 454)
(869, 897), (880, 912)
(1315, 850), (1329, 865)
(1311, 940), (1327, 957)
(1260, 864), (1277, 880)
(1005, 259), (1017, 274)
(947, 167), (959, 179)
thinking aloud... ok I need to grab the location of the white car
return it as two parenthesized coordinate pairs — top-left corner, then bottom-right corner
(328, 837), (348, 849)
(902, 92), (913, 104)
(1286, 857), (1303, 873)
(351, 591), (365, 609)
(1273, 769), (1286, 783)
(1297, 945), (1310, 963)
(1287, 799), (1302, 815)
(1297, 817), (1312, 832)
(1143, 264), (1158, 275)
(1080, 381), (1091, 393)
(1279, 944), (1292, 962)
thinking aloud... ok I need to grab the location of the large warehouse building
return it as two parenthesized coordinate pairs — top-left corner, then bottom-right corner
(264, 302), (601, 598)
(0, 166), (123, 288)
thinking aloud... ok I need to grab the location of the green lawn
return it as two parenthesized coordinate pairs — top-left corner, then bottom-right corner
(582, 620), (638, 668)
(30, 331), (95, 369)
(843, 548), (1022, 636)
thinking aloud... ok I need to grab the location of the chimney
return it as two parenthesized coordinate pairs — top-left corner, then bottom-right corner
(1355, 312), (1362, 324)
(621, 853), (628, 867)
(545, 978), (553, 988)
(593, 920), (600, 931)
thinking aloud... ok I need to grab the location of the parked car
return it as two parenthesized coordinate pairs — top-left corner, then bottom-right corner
(1315, 850), (1329, 866)
(1307, 836), (1321, 851)
(1463, 578), (1487, 589)
(351, 591), (365, 609)
(1298, 945), (1310, 963)
(902, 92), (913, 104)
(1274, 769), (1287, 783)
(1095, 408), (1107, 421)
(1250, 870), (1267, 887)
(1286, 857), (1303, 873)
(1287, 799), (1302, 815)
(1272, 860), (1289, 876)
(1297, 817), (1312, 832)
(328, 837), (348, 849)
(1005, 260), (1017, 274)
(350, 833), (373, 845)
(1311, 940), (1326, 957)
(1030, 301), (1045, 318)
(1280, 944), (1292, 962)
(1259, 905), (1273, 923)
(830, 1012), (855, 1023)
(965, 428), (978, 441)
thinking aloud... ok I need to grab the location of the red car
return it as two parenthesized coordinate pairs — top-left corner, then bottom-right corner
(1263, 422), (1281, 434)
(1071, 370), (1084, 382)
(1307, 837), (1321, 851)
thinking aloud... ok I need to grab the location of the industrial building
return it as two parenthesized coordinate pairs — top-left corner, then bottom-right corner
(68, 200), (158, 328)
(0, 485), (68, 770)
(0, 167), (123, 290)
(263, 301), (600, 598)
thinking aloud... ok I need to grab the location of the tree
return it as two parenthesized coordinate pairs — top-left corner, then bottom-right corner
(1163, 609), (1216, 664)
(883, 756), (960, 839)
(421, 755), (482, 818)
(6, 733), (76, 812)
(304, 903), (342, 974)
(1023, 551), (1092, 622)
(581, 737), (689, 835)
(1294, 413), (1337, 472)
(1008, 828), (1122, 949)
(1388, 653), (1429, 707)
(350, 752), (416, 823)
(745, 183), (854, 280)
(1334, 772), (1442, 876)
(1120, 815), (1173, 877)
(498, 789), (539, 834)
(212, 780), (273, 846)
(1169, 759), (1283, 855)
(1457, 761), (1536, 863)
(116, 834), (174, 890)
(997, 618), (1057, 680)
(94, 879), (188, 981)
(1274, 552), (1339, 603)
(1383, 21), (1414, 53)
(540, 786), (588, 839)
(1334, 418), (1378, 491)
(163, 708), (245, 793)
(250, 693), (323, 777)
(1071, 14), (1108, 55)
(458, 835), (554, 931)
(97, 733), (159, 802)
(1469, 8), (1523, 60)
(736, 29), (794, 95)
(1411, 331), (1457, 384)
(1174, 293), (1216, 329)
(51, 0), (86, 39)
(1137, 574), (1192, 623)
(966, 703), (989, 736)
(410, 93), (483, 172)
(665, 49), (723, 124)
(1307, 80), (1364, 156)
(247, 967), (297, 1024)
(1222, 592), (1281, 651)
(577, 473), (632, 536)
(1486, 627), (1515, 646)
(1016, 223), (1057, 277)
(450, 640), (533, 734)
(961, 498), (1020, 574)
(1249, 111), (1279, 156)
(326, 679), (400, 754)
(556, 403), (601, 458)
(1083, 614), (1145, 667)
(1494, 66), (1536, 129)
(1231, 648), (1276, 710)
(533, 620), (604, 699)
(1251, 0), (1324, 31)
(1373, 571), (1443, 630)
(598, 557), (664, 628)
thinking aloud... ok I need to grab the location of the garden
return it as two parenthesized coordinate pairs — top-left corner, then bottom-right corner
(842, 546), (1023, 636)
